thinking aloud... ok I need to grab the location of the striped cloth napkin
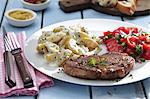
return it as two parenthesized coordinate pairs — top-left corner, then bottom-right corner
(0, 32), (54, 97)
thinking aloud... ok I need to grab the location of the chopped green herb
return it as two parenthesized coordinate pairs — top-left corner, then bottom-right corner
(56, 47), (59, 50)
(140, 58), (145, 62)
(121, 42), (126, 47)
(88, 57), (96, 67)
(73, 35), (77, 40)
(116, 35), (121, 43)
(78, 49), (83, 55)
(107, 34), (113, 38)
(66, 32), (70, 35)
(130, 54), (136, 58)
(99, 60), (108, 66)
(136, 45), (143, 55)
(103, 34), (113, 40)
(64, 52), (68, 56)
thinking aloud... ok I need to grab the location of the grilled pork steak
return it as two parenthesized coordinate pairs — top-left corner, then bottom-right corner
(63, 52), (135, 80)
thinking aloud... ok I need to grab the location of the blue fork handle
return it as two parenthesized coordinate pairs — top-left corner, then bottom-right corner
(12, 50), (34, 88)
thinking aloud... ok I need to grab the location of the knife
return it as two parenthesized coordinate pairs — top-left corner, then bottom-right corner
(2, 27), (16, 88)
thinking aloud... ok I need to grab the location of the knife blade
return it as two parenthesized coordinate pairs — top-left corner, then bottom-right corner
(2, 26), (16, 88)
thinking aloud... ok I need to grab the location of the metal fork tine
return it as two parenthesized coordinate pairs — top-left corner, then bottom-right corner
(3, 37), (8, 51)
(4, 39), (11, 51)
(9, 33), (18, 49)
(12, 33), (20, 48)
(6, 34), (15, 50)
(4, 36), (13, 50)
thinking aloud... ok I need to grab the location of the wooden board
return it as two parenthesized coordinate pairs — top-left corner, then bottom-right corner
(59, 0), (150, 16)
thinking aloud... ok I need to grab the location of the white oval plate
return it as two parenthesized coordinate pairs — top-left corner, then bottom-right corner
(24, 19), (150, 86)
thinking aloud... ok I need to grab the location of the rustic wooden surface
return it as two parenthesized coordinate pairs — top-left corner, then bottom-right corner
(59, 0), (150, 16)
(0, 0), (150, 99)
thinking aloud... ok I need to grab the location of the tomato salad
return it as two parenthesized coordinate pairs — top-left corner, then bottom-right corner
(100, 27), (150, 62)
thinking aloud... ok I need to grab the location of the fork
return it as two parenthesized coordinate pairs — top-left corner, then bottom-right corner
(2, 27), (16, 88)
(4, 32), (34, 88)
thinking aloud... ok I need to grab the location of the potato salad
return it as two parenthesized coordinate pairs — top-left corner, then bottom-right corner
(36, 25), (101, 65)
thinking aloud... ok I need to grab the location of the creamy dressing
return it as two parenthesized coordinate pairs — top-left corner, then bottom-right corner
(36, 25), (101, 66)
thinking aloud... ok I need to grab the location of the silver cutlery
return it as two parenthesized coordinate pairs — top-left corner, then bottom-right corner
(2, 27), (16, 88)
(3, 27), (33, 88)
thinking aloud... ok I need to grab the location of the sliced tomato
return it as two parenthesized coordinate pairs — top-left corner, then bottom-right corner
(133, 28), (138, 33)
(117, 27), (125, 30)
(143, 43), (150, 50)
(138, 36), (146, 41)
(103, 31), (112, 36)
(102, 27), (150, 60)
(104, 37), (114, 44)
(146, 36), (150, 43)
(105, 38), (123, 52)
(140, 43), (150, 60)
(113, 29), (120, 34)
(117, 27), (126, 32)
(126, 27), (138, 34)
(120, 38), (127, 43)
(113, 29), (120, 36)
(126, 36), (140, 49)
(116, 27), (138, 34)
(117, 27), (129, 34)
(141, 52), (150, 60)
(141, 50), (150, 60)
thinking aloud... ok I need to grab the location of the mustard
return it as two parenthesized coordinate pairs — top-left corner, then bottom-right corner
(9, 10), (33, 20)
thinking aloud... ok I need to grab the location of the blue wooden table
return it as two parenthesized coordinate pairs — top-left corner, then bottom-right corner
(0, 0), (150, 99)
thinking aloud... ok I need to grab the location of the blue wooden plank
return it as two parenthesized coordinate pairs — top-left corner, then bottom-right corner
(38, 80), (90, 99)
(143, 78), (150, 99)
(0, 0), (7, 25)
(123, 16), (150, 29)
(92, 82), (145, 99)
(43, 0), (81, 27)
(1, 0), (42, 37)
(83, 9), (121, 20)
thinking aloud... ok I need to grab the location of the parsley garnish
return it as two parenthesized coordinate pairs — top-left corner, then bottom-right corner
(88, 57), (96, 67)
(135, 45), (143, 55)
